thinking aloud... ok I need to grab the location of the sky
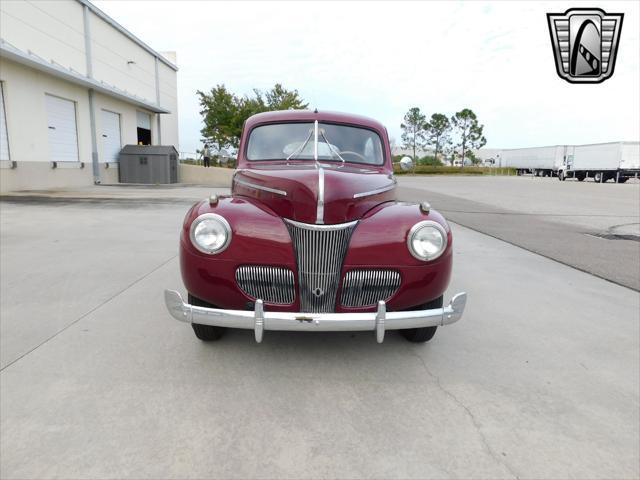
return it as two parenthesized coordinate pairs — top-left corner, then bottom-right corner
(94, 0), (640, 155)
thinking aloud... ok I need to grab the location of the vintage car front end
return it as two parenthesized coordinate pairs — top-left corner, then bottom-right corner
(165, 110), (467, 343)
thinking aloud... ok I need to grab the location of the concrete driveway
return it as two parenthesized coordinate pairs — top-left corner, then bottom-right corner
(0, 186), (638, 479)
(398, 175), (640, 290)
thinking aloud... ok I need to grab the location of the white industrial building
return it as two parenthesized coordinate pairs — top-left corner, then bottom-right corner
(0, 0), (178, 192)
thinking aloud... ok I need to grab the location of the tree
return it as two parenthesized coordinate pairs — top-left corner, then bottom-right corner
(197, 83), (307, 150)
(442, 142), (456, 166)
(400, 107), (427, 162)
(450, 109), (486, 168)
(424, 113), (451, 165)
(264, 83), (307, 110)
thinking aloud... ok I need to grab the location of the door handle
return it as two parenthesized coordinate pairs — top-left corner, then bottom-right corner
(48, 126), (56, 130)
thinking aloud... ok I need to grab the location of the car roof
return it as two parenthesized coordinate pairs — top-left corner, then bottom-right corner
(244, 110), (388, 133)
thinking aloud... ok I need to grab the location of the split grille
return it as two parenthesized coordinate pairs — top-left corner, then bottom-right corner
(340, 270), (401, 307)
(285, 219), (357, 313)
(235, 266), (295, 305)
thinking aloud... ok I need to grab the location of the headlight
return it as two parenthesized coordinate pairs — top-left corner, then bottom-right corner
(189, 213), (232, 254)
(407, 221), (448, 261)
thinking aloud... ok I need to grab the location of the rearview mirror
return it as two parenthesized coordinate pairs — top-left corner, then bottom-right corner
(400, 156), (413, 171)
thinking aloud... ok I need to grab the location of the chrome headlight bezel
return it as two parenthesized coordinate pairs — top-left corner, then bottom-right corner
(189, 213), (232, 255)
(407, 220), (448, 261)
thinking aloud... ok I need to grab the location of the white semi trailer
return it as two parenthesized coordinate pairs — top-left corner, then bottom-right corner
(557, 142), (640, 183)
(500, 145), (566, 177)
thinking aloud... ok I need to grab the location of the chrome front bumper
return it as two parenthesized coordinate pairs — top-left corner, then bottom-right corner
(164, 290), (467, 343)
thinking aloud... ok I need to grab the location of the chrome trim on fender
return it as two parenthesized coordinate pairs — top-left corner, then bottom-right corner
(316, 167), (325, 224)
(164, 290), (468, 344)
(234, 178), (287, 197)
(353, 180), (397, 198)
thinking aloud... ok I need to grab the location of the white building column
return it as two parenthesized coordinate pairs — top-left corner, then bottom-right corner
(83, 4), (100, 183)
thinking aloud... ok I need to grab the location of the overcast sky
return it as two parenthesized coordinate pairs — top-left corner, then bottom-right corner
(94, 0), (639, 154)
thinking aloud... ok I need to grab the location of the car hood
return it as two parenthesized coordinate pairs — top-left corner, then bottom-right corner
(232, 163), (396, 224)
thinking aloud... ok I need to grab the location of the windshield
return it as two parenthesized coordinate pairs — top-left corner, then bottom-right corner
(247, 122), (384, 165)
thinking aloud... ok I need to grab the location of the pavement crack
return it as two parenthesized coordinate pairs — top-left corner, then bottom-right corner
(408, 348), (520, 479)
(0, 254), (177, 372)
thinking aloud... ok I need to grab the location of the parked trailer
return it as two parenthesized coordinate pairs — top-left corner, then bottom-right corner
(500, 145), (566, 177)
(558, 142), (640, 183)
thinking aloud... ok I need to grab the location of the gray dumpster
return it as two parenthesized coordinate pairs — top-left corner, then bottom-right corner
(118, 145), (178, 184)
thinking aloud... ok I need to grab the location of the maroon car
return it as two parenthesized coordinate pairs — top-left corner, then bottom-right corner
(165, 110), (466, 343)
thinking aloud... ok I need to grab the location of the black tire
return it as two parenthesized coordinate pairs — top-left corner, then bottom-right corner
(619, 178), (628, 183)
(594, 172), (603, 183)
(577, 173), (586, 182)
(558, 171), (565, 181)
(400, 296), (443, 343)
(188, 293), (225, 341)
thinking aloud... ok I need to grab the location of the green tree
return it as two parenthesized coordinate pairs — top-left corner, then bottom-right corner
(400, 107), (427, 162)
(450, 109), (486, 168)
(197, 83), (307, 150)
(264, 83), (308, 110)
(425, 113), (451, 165)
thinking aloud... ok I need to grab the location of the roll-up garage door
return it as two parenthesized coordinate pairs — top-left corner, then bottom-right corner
(0, 83), (9, 161)
(101, 110), (121, 162)
(46, 94), (79, 163)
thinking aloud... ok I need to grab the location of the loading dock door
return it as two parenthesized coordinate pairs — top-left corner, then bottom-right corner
(45, 94), (79, 163)
(101, 110), (121, 162)
(0, 83), (9, 161)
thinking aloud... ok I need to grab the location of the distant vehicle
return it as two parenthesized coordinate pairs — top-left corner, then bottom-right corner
(557, 142), (640, 183)
(165, 110), (467, 344)
(501, 145), (566, 177)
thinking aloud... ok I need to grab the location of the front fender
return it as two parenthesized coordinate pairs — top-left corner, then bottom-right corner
(342, 202), (452, 310)
(179, 197), (296, 309)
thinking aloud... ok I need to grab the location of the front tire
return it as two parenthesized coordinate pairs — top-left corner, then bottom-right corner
(188, 293), (225, 341)
(400, 296), (443, 343)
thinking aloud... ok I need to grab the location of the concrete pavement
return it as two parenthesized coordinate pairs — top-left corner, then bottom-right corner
(397, 176), (640, 290)
(1, 191), (638, 479)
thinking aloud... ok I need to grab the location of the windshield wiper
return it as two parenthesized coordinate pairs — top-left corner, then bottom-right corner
(319, 128), (346, 164)
(286, 128), (314, 161)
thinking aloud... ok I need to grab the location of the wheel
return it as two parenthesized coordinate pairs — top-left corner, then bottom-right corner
(576, 173), (586, 182)
(188, 293), (225, 341)
(558, 171), (565, 181)
(400, 296), (443, 343)
(619, 177), (628, 183)
(594, 172), (603, 183)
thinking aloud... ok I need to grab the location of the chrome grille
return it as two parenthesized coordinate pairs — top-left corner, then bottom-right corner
(285, 219), (357, 313)
(235, 266), (295, 305)
(341, 270), (401, 307)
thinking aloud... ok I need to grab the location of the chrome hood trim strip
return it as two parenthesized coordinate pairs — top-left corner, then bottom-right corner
(353, 180), (396, 199)
(316, 167), (325, 224)
(234, 178), (287, 196)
